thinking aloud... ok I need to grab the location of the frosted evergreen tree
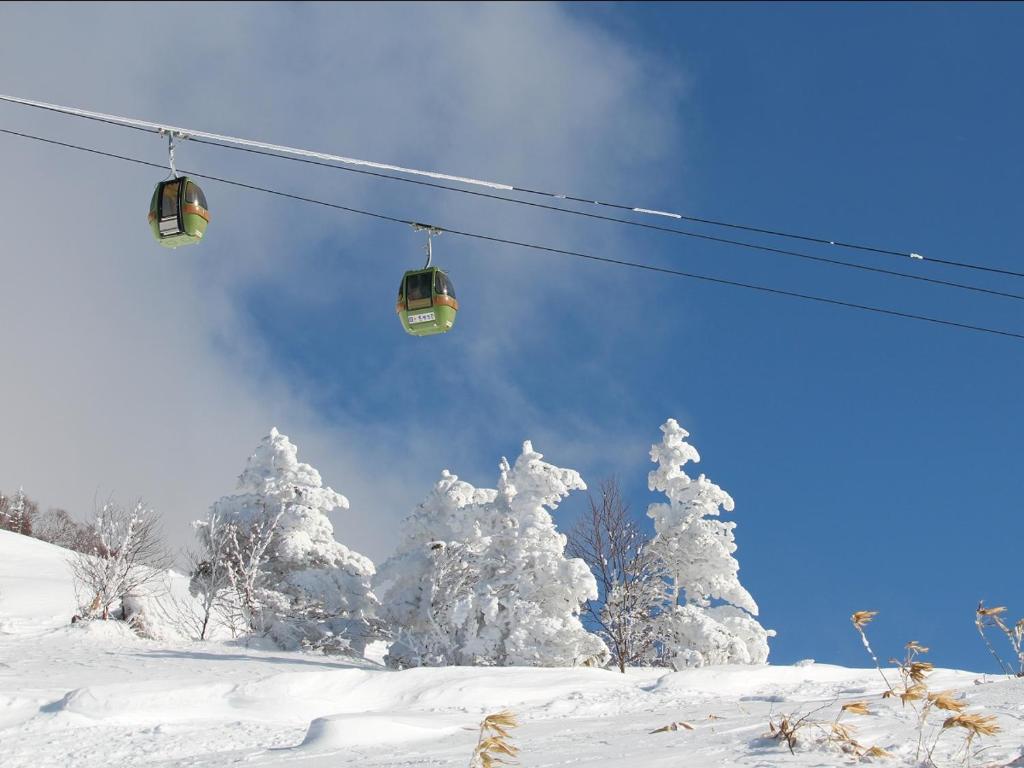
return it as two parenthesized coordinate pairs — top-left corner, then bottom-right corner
(482, 442), (609, 666)
(378, 470), (496, 667)
(0, 487), (36, 536)
(646, 419), (773, 667)
(379, 443), (609, 668)
(10, 488), (26, 534)
(201, 428), (381, 655)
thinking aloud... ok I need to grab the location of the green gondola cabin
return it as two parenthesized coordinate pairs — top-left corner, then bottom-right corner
(396, 267), (458, 336)
(148, 177), (209, 247)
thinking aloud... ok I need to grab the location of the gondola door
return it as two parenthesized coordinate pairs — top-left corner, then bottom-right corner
(158, 179), (183, 237)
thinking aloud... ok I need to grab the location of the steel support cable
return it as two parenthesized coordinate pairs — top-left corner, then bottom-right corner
(6, 92), (1013, 278)
(2, 126), (1022, 342)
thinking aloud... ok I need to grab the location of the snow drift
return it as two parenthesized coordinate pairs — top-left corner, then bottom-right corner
(1, 530), (1022, 768)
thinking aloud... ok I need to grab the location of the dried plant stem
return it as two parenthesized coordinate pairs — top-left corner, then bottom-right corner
(915, 698), (933, 761)
(975, 618), (1013, 677)
(847, 612), (1001, 768)
(855, 625), (896, 696)
(975, 603), (1023, 677)
(469, 711), (518, 768)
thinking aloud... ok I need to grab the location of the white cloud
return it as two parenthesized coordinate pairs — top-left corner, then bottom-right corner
(0, 3), (685, 562)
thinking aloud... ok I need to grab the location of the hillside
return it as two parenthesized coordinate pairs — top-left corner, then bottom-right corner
(0, 530), (1020, 767)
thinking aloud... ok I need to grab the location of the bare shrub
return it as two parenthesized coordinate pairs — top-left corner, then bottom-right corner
(70, 499), (171, 621)
(33, 508), (105, 554)
(190, 503), (283, 639)
(135, 571), (206, 641)
(188, 511), (242, 640)
(33, 508), (79, 547)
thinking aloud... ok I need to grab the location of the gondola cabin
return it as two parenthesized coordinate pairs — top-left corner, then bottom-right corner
(148, 177), (209, 247)
(396, 267), (458, 336)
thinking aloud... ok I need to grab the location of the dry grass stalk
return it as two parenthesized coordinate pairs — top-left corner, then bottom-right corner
(975, 601), (1024, 677)
(942, 713), (1000, 738)
(896, 639), (932, 683)
(767, 715), (800, 753)
(851, 608), (1003, 767)
(852, 610), (896, 694)
(851, 615), (924, 709)
(907, 661), (934, 684)
(977, 605), (1007, 618)
(928, 691), (966, 714)
(852, 610), (878, 629)
(841, 701), (871, 716)
(766, 700), (889, 760)
(650, 720), (694, 733)
(940, 712), (1002, 761)
(900, 683), (928, 705)
(829, 698), (887, 758)
(893, 634), (938, 760)
(830, 721), (856, 742)
(469, 711), (519, 768)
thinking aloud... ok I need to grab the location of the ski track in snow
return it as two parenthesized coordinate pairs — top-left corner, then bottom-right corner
(1, 531), (1022, 768)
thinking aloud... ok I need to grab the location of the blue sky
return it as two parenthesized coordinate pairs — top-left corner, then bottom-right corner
(1, 2), (1021, 672)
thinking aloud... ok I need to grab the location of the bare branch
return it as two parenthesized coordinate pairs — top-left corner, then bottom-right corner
(69, 499), (171, 622)
(567, 477), (659, 672)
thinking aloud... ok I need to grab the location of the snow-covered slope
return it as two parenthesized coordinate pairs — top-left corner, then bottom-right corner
(0, 530), (1021, 767)
(0, 529), (79, 631)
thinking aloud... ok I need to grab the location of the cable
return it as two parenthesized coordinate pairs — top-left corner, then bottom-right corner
(170, 134), (1024, 302)
(0, 93), (526, 188)
(2, 126), (1023, 343)
(5, 92), (1021, 283)
(0, 91), (990, 272)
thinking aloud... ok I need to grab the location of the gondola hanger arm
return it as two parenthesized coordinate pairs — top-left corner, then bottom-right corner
(159, 128), (190, 179)
(412, 222), (443, 268)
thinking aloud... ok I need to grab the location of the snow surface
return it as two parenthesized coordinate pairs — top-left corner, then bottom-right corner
(1, 530), (1022, 767)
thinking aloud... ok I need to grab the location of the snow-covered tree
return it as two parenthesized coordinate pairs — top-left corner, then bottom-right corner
(198, 428), (381, 655)
(646, 419), (773, 667)
(188, 507), (269, 640)
(475, 442), (609, 667)
(378, 470), (495, 667)
(379, 443), (609, 668)
(70, 499), (170, 621)
(0, 487), (37, 536)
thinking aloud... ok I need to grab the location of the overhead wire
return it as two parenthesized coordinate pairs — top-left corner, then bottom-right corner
(3, 91), (1017, 279)
(184, 136), (1024, 281)
(4, 93), (1024, 291)
(2, 125), (1022, 343)
(176, 135), (1024, 302)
